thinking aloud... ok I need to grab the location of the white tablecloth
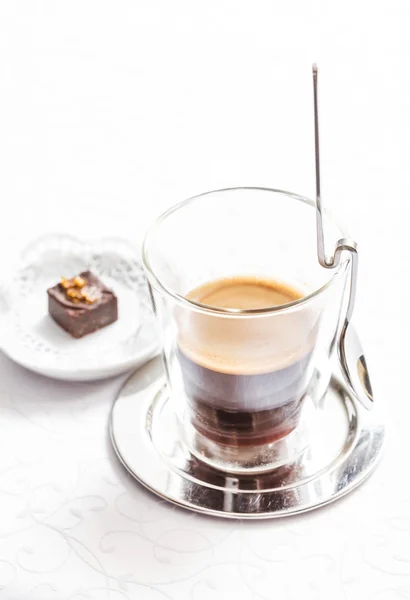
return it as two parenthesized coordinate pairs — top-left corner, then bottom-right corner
(0, 1), (408, 598)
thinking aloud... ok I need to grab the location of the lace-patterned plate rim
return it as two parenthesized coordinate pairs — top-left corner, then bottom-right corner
(0, 234), (160, 381)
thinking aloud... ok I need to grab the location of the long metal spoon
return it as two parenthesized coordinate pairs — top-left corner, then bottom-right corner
(312, 64), (373, 410)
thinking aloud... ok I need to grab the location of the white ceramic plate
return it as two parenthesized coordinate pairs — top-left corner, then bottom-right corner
(0, 234), (159, 381)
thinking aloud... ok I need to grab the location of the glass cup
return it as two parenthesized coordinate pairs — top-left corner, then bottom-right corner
(142, 188), (350, 473)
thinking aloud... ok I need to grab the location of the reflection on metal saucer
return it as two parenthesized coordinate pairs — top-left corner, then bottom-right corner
(110, 356), (385, 519)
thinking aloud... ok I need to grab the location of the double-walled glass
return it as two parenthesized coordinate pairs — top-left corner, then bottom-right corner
(143, 188), (348, 470)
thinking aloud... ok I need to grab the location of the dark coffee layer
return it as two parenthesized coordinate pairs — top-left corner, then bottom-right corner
(179, 348), (311, 447)
(190, 400), (301, 447)
(178, 348), (311, 413)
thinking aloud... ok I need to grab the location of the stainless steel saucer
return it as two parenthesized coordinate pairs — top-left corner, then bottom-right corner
(110, 349), (385, 519)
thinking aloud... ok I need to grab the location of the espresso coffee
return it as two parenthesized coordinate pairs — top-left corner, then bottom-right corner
(178, 276), (313, 448)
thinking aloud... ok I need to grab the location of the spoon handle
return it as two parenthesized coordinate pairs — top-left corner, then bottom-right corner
(312, 64), (373, 410)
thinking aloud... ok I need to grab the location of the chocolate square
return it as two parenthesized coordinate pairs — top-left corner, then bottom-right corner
(47, 271), (118, 339)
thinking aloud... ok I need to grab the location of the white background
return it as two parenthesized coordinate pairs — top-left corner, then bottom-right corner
(0, 1), (408, 599)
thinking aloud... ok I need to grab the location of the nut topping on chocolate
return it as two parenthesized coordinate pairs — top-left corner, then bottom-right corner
(60, 276), (101, 305)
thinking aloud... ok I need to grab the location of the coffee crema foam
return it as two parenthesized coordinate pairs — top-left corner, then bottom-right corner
(185, 276), (303, 310)
(178, 276), (313, 376)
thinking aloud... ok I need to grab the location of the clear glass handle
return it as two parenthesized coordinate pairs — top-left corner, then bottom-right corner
(337, 248), (374, 410)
